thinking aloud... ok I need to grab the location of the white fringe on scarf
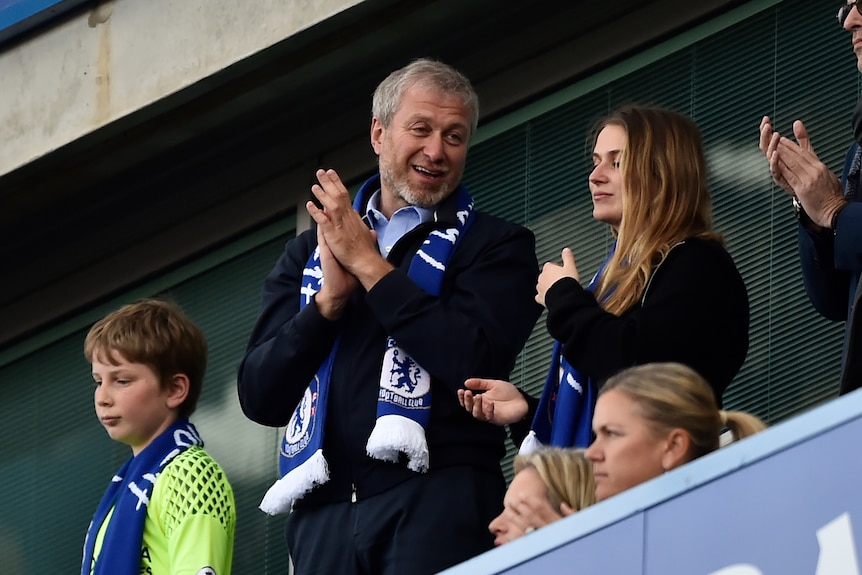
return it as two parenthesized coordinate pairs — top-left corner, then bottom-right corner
(366, 414), (429, 473)
(259, 449), (329, 516)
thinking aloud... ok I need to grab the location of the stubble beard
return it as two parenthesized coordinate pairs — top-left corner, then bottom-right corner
(380, 163), (451, 209)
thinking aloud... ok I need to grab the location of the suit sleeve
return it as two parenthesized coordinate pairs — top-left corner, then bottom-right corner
(798, 226), (849, 322)
(507, 392), (540, 447)
(800, 202), (862, 322)
(801, 141), (862, 322)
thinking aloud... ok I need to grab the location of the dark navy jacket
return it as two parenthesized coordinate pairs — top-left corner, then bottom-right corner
(799, 143), (862, 395)
(237, 185), (541, 507)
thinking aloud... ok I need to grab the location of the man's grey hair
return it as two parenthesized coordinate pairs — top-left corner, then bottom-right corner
(371, 58), (479, 138)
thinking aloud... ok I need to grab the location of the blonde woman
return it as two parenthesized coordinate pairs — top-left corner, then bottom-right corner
(459, 106), (750, 451)
(489, 448), (595, 546)
(587, 362), (766, 501)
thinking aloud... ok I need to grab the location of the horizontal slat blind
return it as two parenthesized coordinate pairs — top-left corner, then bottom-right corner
(465, 0), (849, 479)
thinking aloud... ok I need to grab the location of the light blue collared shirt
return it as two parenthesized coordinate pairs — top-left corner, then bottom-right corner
(364, 190), (434, 257)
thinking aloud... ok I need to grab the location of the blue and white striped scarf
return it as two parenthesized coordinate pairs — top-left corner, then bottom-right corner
(81, 419), (203, 575)
(259, 174), (474, 515)
(520, 243), (615, 453)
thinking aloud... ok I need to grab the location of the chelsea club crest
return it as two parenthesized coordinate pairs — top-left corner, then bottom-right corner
(379, 341), (431, 408)
(282, 380), (318, 457)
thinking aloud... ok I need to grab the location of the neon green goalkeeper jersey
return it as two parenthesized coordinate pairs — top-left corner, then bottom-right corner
(91, 446), (236, 575)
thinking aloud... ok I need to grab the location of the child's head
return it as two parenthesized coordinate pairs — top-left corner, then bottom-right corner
(84, 298), (208, 420)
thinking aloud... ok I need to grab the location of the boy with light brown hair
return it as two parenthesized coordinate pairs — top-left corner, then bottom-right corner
(80, 298), (235, 575)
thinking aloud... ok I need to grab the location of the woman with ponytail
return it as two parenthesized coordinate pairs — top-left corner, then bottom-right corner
(586, 362), (765, 501)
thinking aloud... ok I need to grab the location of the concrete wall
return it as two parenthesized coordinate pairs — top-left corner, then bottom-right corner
(0, 0), (363, 175)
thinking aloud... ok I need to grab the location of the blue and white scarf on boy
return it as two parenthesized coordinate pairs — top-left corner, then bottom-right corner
(80, 419), (203, 575)
(259, 174), (475, 515)
(520, 243), (615, 454)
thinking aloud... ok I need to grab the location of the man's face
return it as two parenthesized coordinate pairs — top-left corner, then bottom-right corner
(370, 84), (471, 216)
(843, 1), (862, 71)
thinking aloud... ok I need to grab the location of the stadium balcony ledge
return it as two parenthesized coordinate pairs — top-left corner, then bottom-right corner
(441, 388), (862, 575)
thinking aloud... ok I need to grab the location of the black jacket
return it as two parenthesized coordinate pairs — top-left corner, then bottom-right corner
(545, 237), (750, 404)
(798, 143), (862, 395)
(510, 237), (750, 446)
(237, 188), (541, 507)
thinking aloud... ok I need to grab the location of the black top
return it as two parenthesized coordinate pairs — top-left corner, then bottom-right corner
(546, 237), (749, 402)
(511, 237), (750, 445)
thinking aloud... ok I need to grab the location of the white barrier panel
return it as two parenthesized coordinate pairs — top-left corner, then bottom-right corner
(441, 389), (862, 575)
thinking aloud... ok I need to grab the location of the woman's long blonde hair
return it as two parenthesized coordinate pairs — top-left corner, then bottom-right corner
(513, 448), (596, 513)
(592, 106), (722, 315)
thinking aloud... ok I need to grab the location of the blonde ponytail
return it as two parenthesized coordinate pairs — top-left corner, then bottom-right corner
(719, 410), (767, 446)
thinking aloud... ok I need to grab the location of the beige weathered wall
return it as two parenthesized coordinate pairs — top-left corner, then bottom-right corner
(0, 0), (363, 175)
